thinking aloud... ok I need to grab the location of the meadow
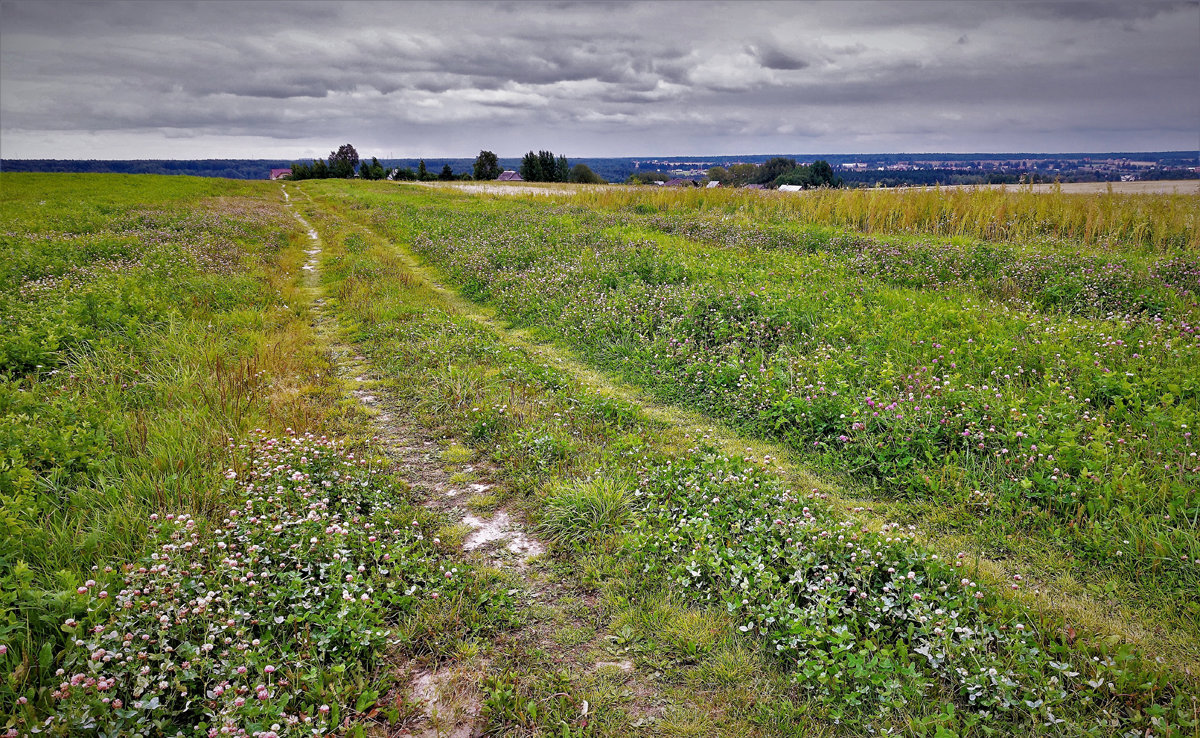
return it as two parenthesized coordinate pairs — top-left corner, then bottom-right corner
(0, 175), (516, 736)
(3, 173), (1198, 736)
(326, 183), (1200, 645)
(302, 182), (1198, 735)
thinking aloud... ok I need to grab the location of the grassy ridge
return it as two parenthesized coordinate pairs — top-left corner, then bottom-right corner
(301, 180), (1197, 735)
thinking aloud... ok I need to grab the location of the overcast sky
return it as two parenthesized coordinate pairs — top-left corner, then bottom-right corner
(1, 0), (1197, 159)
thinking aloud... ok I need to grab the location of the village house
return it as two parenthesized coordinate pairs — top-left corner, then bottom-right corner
(497, 170), (523, 181)
(269, 168), (291, 180)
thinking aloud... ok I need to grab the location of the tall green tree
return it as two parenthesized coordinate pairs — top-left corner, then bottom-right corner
(809, 160), (841, 187)
(473, 150), (501, 180)
(537, 151), (556, 181)
(520, 150), (570, 182)
(290, 161), (312, 180)
(417, 160), (428, 180)
(520, 151), (541, 181)
(727, 163), (758, 186)
(328, 144), (359, 178)
(753, 157), (798, 185)
(438, 164), (454, 181)
(772, 160), (843, 189)
(706, 166), (730, 183)
(569, 163), (605, 184)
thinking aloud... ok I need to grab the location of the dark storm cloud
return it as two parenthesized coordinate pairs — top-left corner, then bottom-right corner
(751, 44), (812, 71)
(1, 0), (1196, 158)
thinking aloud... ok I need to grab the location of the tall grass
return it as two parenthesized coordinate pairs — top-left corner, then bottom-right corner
(566, 185), (1200, 255)
(0, 173), (341, 716)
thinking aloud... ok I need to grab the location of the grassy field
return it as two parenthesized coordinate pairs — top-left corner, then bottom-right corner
(3, 173), (1198, 736)
(0, 174), (518, 736)
(328, 183), (1200, 636)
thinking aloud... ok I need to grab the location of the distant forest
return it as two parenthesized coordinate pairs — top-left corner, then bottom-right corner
(3, 151), (1195, 186)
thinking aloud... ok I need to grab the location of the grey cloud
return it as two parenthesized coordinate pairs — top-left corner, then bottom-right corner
(752, 44), (811, 71)
(1, 0), (1196, 158)
(1011, 0), (1197, 22)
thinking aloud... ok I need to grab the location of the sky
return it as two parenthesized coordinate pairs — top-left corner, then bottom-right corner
(1, 0), (1197, 159)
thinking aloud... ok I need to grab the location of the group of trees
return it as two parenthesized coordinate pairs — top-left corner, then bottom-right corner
(289, 145), (475, 182)
(568, 163), (605, 184)
(520, 150), (570, 182)
(473, 151), (501, 180)
(707, 158), (843, 189)
(286, 144), (604, 185)
(468, 149), (604, 183)
(391, 160), (470, 181)
(289, 144), (364, 181)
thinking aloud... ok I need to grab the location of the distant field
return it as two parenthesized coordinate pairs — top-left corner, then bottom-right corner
(4, 172), (1198, 737)
(430, 178), (1200, 196)
(425, 181), (593, 196)
(915, 179), (1200, 195)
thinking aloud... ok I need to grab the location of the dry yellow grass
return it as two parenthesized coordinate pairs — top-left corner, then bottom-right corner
(891, 180), (1200, 195)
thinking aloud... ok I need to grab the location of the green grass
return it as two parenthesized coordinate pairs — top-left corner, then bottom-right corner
(5, 173), (1198, 736)
(299, 179), (1199, 735)
(0, 174), (517, 736)
(310, 182), (1200, 664)
(569, 183), (1200, 254)
(538, 476), (633, 549)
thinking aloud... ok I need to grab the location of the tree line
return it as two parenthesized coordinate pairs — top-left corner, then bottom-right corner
(621, 158), (843, 189)
(706, 158), (843, 189)
(284, 145), (603, 184)
(515, 150), (604, 183)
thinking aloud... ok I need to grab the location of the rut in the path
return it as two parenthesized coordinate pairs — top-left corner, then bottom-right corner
(286, 187), (490, 735)
(284, 187), (669, 737)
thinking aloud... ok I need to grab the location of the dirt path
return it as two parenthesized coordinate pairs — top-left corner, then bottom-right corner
(282, 185), (667, 737)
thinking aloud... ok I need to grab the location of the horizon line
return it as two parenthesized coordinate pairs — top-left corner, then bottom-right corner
(3, 149), (1198, 163)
